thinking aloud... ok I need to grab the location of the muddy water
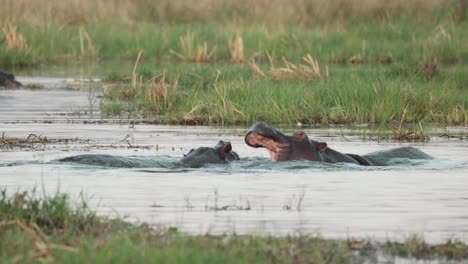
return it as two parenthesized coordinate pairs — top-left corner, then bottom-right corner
(1, 76), (468, 244)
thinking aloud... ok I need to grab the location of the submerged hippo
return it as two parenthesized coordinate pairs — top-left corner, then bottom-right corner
(0, 72), (22, 88)
(180, 140), (239, 167)
(59, 140), (239, 168)
(245, 122), (432, 166)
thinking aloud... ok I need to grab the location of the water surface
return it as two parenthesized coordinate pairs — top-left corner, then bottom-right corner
(1, 73), (468, 244)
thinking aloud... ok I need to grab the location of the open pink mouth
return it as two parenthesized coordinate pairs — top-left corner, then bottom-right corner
(245, 132), (289, 161)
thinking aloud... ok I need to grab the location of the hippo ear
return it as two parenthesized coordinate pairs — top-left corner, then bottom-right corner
(184, 149), (195, 157)
(314, 142), (328, 151)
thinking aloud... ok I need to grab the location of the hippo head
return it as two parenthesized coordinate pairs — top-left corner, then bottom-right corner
(245, 122), (327, 162)
(181, 140), (239, 168)
(213, 140), (240, 161)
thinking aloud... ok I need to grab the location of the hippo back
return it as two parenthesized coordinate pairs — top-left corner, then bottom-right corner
(362, 146), (433, 166)
(180, 147), (226, 168)
(59, 154), (170, 168)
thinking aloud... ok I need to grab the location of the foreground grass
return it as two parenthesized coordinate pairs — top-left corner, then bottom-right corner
(1, 190), (468, 263)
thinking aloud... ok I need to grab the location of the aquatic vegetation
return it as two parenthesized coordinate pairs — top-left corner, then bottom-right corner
(100, 60), (467, 126)
(0, 133), (49, 149)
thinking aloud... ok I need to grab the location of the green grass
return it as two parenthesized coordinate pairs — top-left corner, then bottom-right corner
(100, 62), (467, 126)
(1, 190), (468, 263)
(1, 0), (467, 126)
(2, 18), (468, 65)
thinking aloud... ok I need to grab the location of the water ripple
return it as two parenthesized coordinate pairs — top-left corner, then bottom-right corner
(2, 155), (467, 173)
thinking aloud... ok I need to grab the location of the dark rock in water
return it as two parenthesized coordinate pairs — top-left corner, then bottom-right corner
(0, 72), (22, 88)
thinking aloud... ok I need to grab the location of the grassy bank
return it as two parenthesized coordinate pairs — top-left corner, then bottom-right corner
(1, 0), (467, 126)
(99, 60), (467, 126)
(1, 190), (468, 263)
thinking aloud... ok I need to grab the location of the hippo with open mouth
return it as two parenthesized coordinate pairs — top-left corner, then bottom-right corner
(245, 122), (433, 166)
(59, 140), (239, 168)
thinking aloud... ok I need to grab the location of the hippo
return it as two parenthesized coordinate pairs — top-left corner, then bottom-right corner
(180, 140), (239, 168)
(0, 72), (22, 88)
(245, 122), (433, 166)
(59, 140), (239, 168)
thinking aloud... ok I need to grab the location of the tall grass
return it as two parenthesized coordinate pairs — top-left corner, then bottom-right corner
(0, 0), (467, 65)
(101, 61), (467, 125)
(1, 0), (466, 126)
(170, 32), (217, 62)
(0, 0), (458, 27)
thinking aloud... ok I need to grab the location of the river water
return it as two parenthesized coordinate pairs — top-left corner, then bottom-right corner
(1, 74), (468, 244)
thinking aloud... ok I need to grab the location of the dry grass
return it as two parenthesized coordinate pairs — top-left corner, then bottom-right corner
(0, 133), (48, 148)
(248, 59), (266, 79)
(2, 25), (29, 52)
(392, 128), (429, 142)
(392, 106), (429, 142)
(170, 32), (216, 62)
(347, 54), (364, 65)
(1, 219), (78, 263)
(0, 0), (455, 28)
(124, 51), (179, 111)
(250, 53), (327, 81)
(78, 27), (96, 57)
(131, 50), (144, 90)
(144, 72), (179, 108)
(271, 54), (327, 80)
(228, 32), (245, 62)
(447, 104), (467, 124)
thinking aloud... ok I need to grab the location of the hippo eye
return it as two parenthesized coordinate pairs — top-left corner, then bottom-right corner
(292, 131), (307, 141)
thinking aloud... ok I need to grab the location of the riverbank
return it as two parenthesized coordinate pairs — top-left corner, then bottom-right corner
(1, 190), (467, 263)
(99, 61), (467, 126)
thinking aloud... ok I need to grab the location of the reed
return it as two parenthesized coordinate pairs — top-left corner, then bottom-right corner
(101, 62), (467, 126)
(144, 72), (179, 111)
(170, 32), (217, 62)
(0, 0), (456, 27)
(2, 25), (29, 52)
(249, 54), (327, 81)
(228, 32), (245, 62)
